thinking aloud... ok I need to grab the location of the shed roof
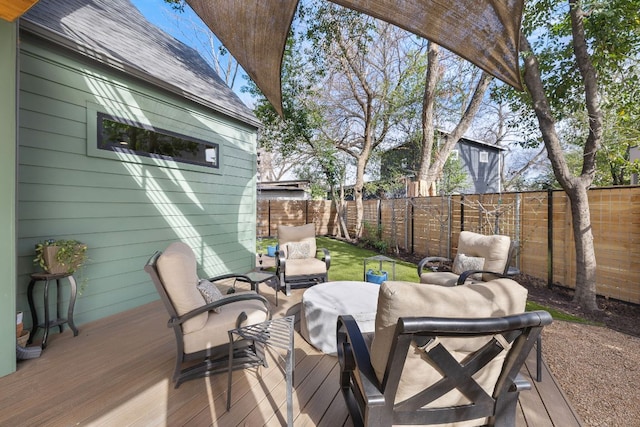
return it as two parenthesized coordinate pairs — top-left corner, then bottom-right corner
(21, 0), (259, 127)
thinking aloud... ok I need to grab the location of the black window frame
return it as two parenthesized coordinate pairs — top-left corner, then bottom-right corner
(97, 112), (220, 169)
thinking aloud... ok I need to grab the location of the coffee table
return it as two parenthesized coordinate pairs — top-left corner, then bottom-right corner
(300, 281), (380, 354)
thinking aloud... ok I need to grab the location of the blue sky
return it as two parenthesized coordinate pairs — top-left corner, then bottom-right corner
(130, 0), (255, 106)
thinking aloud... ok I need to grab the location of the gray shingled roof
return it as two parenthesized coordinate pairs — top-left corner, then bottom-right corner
(21, 0), (259, 127)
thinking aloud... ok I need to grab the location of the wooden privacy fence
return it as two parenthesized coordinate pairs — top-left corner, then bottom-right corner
(257, 187), (640, 304)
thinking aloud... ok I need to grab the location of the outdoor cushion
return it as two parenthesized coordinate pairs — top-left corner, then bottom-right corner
(197, 279), (224, 312)
(457, 231), (510, 280)
(287, 242), (311, 259)
(419, 271), (461, 287)
(156, 241), (207, 333)
(182, 292), (269, 354)
(283, 258), (327, 277)
(278, 223), (317, 258)
(370, 279), (528, 406)
(453, 253), (485, 280)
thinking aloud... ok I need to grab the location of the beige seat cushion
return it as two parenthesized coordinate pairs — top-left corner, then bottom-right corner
(370, 279), (527, 408)
(457, 231), (511, 280)
(156, 242), (207, 333)
(419, 271), (460, 286)
(182, 293), (269, 354)
(278, 223), (317, 258)
(283, 257), (327, 277)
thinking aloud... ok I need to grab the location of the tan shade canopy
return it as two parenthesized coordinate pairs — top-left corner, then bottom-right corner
(187, 0), (524, 116)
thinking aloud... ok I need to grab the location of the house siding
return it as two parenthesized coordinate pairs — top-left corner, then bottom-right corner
(0, 20), (18, 378)
(457, 143), (501, 194)
(16, 35), (258, 329)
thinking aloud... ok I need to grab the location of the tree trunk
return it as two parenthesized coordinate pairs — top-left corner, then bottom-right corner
(353, 156), (367, 238)
(520, 0), (602, 311)
(332, 184), (351, 241)
(416, 42), (439, 188)
(415, 47), (492, 194)
(566, 185), (598, 309)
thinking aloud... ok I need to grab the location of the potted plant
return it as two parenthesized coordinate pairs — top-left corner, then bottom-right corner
(365, 269), (388, 285)
(34, 239), (88, 275)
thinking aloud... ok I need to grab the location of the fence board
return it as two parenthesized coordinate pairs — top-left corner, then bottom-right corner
(258, 187), (640, 304)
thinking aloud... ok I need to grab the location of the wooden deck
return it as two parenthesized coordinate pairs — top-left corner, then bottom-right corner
(1, 285), (583, 426)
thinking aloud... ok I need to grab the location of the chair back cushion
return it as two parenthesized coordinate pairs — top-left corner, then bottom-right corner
(370, 279), (527, 405)
(278, 223), (317, 258)
(156, 242), (207, 333)
(457, 231), (511, 279)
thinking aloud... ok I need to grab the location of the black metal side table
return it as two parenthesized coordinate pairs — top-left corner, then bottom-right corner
(232, 271), (281, 306)
(27, 272), (79, 349)
(227, 316), (295, 426)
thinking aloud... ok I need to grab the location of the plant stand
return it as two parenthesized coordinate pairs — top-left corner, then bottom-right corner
(363, 255), (396, 282)
(27, 272), (79, 349)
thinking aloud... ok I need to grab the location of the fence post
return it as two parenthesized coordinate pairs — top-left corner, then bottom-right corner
(447, 195), (452, 259)
(268, 201), (271, 237)
(515, 193), (521, 271)
(460, 195), (465, 231)
(547, 189), (553, 288)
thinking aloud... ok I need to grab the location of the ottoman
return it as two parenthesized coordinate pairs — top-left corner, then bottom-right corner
(300, 281), (380, 354)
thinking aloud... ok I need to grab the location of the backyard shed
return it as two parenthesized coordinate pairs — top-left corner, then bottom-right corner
(0, 0), (260, 377)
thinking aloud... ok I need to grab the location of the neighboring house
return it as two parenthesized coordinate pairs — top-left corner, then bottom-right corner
(381, 131), (505, 195)
(258, 180), (311, 200)
(0, 0), (260, 377)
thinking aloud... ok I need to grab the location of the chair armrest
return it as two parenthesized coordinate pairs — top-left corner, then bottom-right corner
(169, 292), (271, 327)
(337, 315), (385, 407)
(456, 270), (510, 285)
(206, 273), (252, 284)
(319, 248), (331, 270)
(276, 251), (286, 273)
(417, 256), (452, 276)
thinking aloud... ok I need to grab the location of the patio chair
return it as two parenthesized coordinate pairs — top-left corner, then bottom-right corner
(337, 279), (552, 427)
(144, 242), (271, 387)
(417, 231), (516, 286)
(276, 223), (330, 296)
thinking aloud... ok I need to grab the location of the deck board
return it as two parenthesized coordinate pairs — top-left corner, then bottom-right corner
(1, 286), (583, 426)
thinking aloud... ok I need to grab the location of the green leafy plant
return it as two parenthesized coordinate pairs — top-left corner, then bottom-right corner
(34, 239), (88, 275)
(367, 269), (386, 276)
(359, 221), (389, 254)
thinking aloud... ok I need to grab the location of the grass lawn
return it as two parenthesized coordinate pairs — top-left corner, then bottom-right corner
(257, 236), (419, 283)
(258, 235), (590, 323)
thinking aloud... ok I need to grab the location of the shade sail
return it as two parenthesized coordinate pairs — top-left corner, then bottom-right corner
(187, 0), (524, 116)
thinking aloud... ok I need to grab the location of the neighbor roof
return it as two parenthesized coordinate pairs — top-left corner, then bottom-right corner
(21, 0), (259, 127)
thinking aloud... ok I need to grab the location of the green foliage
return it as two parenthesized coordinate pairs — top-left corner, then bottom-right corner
(494, 0), (640, 187)
(34, 239), (89, 292)
(163, 0), (185, 12)
(358, 222), (389, 254)
(441, 155), (470, 194)
(526, 301), (600, 325)
(34, 239), (88, 273)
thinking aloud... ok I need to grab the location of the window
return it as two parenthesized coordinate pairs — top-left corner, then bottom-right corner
(479, 151), (489, 163)
(97, 113), (219, 169)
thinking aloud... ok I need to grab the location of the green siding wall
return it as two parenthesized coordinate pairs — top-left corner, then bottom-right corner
(0, 21), (17, 378)
(17, 36), (258, 332)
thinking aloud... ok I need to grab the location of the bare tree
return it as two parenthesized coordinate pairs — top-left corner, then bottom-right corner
(415, 41), (493, 195)
(520, 1), (603, 310)
(310, 7), (423, 237)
